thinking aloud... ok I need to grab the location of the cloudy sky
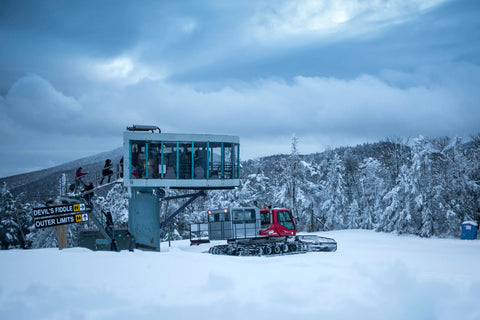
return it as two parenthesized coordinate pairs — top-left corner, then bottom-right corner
(1, 0), (479, 177)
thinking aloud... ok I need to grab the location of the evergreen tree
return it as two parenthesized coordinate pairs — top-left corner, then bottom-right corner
(30, 227), (58, 249)
(95, 184), (129, 227)
(358, 157), (384, 229)
(0, 183), (18, 249)
(468, 134), (480, 223)
(288, 133), (300, 217)
(379, 182), (402, 233)
(420, 202), (435, 237)
(379, 137), (411, 186)
(0, 183), (33, 249)
(13, 201), (34, 248)
(242, 172), (271, 208)
(346, 199), (361, 229)
(294, 157), (320, 231)
(439, 137), (473, 236)
(379, 168), (415, 235)
(235, 178), (256, 206)
(410, 136), (433, 236)
(321, 153), (348, 230)
(272, 156), (290, 208)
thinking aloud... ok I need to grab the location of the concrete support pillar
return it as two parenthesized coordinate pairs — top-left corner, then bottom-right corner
(128, 187), (160, 251)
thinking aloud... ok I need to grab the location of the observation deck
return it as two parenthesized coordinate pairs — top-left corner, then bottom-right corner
(123, 129), (240, 189)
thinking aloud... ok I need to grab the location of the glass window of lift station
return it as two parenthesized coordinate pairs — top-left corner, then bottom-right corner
(129, 140), (239, 180)
(147, 143), (162, 178)
(131, 141), (146, 179)
(193, 142), (208, 179)
(163, 142), (177, 179)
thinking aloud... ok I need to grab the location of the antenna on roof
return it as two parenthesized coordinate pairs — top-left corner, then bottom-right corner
(126, 125), (161, 133)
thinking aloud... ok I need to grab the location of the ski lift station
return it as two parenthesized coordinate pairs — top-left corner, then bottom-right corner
(124, 125), (240, 189)
(124, 125), (240, 251)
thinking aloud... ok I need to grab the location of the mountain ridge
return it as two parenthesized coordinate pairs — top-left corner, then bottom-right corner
(0, 147), (123, 202)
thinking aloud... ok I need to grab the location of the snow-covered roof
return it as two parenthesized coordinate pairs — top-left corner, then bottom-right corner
(462, 221), (478, 226)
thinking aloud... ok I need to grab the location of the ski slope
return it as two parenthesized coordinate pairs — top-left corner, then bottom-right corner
(1, 230), (479, 320)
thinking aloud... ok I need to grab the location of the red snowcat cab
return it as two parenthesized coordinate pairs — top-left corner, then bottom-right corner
(258, 207), (297, 237)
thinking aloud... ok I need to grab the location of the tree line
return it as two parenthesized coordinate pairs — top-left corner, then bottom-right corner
(1, 134), (479, 249)
(232, 135), (480, 238)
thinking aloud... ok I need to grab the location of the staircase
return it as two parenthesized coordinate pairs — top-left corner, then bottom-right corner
(88, 206), (113, 241)
(58, 164), (124, 243)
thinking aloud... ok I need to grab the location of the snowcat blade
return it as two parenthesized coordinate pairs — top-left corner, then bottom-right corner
(295, 235), (337, 252)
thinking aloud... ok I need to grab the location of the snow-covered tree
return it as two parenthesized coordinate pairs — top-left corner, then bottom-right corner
(409, 136), (433, 235)
(434, 137), (475, 236)
(30, 227), (58, 249)
(0, 183), (19, 249)
(241, 173), (271, 208)
(346, 199), (361, 229)
(58, 173), (67, 196)
(379, 165), (408, 233)
(289, 133), (300, 217)
(0, 183), (33, 249)
(271, 156), (291, 208)
(95, 184), (129, 227)
(379, 137), (430, 235)
(321, 153), (348, 230)
(13, 201), (34, 248)
(235, 177), (257, 206)
(358, 157), (385, 229)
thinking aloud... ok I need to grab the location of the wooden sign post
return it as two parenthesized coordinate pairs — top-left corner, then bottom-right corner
(56, 225), (67, 250)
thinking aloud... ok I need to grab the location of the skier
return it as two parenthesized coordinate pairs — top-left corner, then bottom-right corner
(75, 167), (88, 190)
(119, 157), (124, 178)
(100, 159), (113, 184)
(126, 232), (136, 252)
(103, 210), (114, 237)
(110, 238), (118, 252)
(82, 182), (94, 203)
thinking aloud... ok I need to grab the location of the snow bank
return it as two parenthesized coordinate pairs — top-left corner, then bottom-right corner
(1, 230), (480, 320)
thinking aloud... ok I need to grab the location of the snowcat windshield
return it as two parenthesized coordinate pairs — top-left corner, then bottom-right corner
(277, 210), (294, 230)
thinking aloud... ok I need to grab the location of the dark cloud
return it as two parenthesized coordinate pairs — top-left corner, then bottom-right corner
(2, 60), (479, 177)
(0, 1), (141, 52)
(171, 0), (480, 84)
(3, 74), (82, 131)
(1, 0), (479, 177)
(0, 1), (146, 93)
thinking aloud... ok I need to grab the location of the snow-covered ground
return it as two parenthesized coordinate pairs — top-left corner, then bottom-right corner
(1, 230), (480, 320)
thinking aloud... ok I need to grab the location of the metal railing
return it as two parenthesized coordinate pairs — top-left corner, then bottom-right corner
(73, 163), (122, 191)
(87, 208), (113, 241)
(190, 223), (209, 242)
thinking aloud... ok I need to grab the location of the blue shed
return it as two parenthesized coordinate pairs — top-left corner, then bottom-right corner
(461, 221), (478, 240)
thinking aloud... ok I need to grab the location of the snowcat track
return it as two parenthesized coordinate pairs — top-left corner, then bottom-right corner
(208, 235), (337, 256)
